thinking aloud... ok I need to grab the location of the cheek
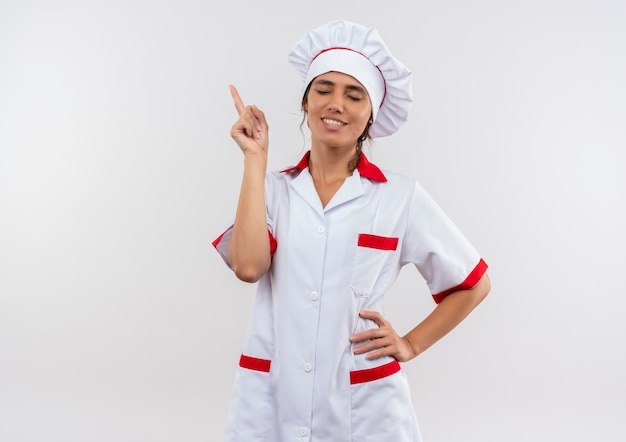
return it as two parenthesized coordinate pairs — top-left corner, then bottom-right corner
(357, 108), (372, 129)
(358, 102), (373, 122)
(307, 98), (324, 114)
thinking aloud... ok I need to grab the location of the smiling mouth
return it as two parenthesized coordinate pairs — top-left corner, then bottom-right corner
(322, 118), (346, 127)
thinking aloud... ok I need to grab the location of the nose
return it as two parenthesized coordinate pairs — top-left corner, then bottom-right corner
(326, 91), (344, 113)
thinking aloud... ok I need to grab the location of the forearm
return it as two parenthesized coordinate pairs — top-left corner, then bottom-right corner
(228, 152), (271, 282)
(403, 273), (491, 359)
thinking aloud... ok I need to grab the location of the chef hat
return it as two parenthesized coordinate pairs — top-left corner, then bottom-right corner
(288, 20), (413, 138)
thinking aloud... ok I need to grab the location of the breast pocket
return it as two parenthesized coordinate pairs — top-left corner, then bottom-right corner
(350, 233), (400, 298)
(357, 233), (399, 251)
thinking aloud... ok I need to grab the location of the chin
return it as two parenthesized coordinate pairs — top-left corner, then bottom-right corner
(314, 133), (357, 150)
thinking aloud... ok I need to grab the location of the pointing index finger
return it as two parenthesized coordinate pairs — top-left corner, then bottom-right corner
(229, 84), (245, 116)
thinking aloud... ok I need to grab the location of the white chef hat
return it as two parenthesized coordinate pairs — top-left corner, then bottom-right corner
(288, 20), (413, 138)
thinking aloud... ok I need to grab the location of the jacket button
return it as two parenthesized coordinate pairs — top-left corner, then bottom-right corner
(303, 362), (313, 372)
(310, 291), (319, 301)
(316, 225), (326, 234)
(298, 427), (309, 437)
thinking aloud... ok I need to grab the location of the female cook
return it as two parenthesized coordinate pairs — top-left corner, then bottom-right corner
(213, 19), (491, 442)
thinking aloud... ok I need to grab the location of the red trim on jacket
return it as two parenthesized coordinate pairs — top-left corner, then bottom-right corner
(432, 258), (488, 304)
(357, 233), (399, 250)
(239, 354), (271, 373)
(211, 230), (227, 249)
(350, 360), (401, 385)
(281, 151), (387, 183)
(268, 231), (277, 256)
(212, 230), (278, 258)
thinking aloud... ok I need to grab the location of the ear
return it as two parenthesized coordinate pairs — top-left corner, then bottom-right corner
(302, 101), (308, 112)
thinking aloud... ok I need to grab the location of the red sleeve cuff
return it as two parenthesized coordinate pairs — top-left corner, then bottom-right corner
(432, 258), (488, 304)
(212, 229), (277, 258)
(211, 230), (227, 250)
(268, 230), (277, 257)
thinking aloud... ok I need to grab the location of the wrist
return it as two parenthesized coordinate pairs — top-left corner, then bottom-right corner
(243, 151), (268, 168)
(402, 335), (422, 361)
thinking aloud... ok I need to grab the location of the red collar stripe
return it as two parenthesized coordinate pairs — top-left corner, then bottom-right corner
(281, 151), (387, 183)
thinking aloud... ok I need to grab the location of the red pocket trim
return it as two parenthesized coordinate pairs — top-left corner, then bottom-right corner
(350, 360), (401, 384)
(357, 234), (399, 251)
(239, 354), (271, 373)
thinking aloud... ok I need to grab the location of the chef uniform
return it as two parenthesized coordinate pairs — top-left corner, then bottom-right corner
(214, 20), (488, 442)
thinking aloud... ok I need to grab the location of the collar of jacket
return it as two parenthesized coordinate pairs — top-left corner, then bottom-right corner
(281, 150), (387, 183)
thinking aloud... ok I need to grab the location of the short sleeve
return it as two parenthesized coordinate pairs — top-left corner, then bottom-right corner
(212, 223), (235, 267)
(212, 226), (277, 269)
(212, 174), (278, 269)
(400, 180), (488, 303)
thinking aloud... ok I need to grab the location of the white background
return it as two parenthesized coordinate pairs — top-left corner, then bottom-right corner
(1, 0), (625, 441)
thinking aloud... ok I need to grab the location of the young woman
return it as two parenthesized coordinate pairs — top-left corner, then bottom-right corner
(214, 20), (490, 442)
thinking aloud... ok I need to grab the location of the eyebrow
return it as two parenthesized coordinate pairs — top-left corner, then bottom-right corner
(313, 79), (367, 94)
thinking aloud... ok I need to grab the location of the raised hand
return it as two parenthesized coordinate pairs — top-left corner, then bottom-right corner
(229, 85), (269, 156)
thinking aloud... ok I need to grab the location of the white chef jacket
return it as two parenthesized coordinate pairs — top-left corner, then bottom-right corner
(213, 152), (488, 442)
